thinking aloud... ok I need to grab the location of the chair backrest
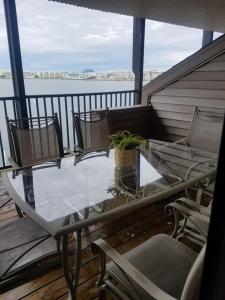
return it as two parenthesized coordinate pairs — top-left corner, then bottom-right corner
(188, 108), (224, 154)
(181, 244), (206, 300)
(72, 109), (110, 152)
(7, 115), (64, 167)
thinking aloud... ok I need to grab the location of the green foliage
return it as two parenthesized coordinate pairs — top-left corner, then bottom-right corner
(109, 130), (148, 150)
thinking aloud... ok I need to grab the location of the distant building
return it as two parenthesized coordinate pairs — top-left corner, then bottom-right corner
(0, 70), (11, 78)
(79, 70), (96, 79)
(0, 69), (162, 81)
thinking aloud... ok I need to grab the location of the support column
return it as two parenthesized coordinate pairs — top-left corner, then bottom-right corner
(202, 30), (213, 47)
(132, 18), (145, 105)
(200, 116), (225, 299)
(3, 0), (28, 119)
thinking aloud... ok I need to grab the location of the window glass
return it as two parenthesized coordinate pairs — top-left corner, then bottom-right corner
(144, 20), (203, 83)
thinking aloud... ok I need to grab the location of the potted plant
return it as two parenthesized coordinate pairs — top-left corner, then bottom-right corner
(109, 131), (148, 168)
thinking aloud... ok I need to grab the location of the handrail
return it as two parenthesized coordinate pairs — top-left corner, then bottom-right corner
(0, 90), (138, 101)
(0, 96), (18, 101)
(25, 90), (138, 99)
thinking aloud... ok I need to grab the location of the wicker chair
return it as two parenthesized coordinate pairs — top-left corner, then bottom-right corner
(7, 115), (64, 169)
(92, 234), (204, 300)
(72, 109), (110, 164)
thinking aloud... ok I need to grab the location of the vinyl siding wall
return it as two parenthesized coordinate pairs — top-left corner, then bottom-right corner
(146, 51), (225, 142)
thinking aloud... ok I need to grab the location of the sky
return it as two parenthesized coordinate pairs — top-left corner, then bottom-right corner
(0, 0), (222, 72)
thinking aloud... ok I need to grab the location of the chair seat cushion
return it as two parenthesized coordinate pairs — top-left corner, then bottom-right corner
(107, 234), (197, 300)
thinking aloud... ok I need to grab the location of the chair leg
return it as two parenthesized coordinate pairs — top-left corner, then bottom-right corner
(74, 154), (81, 166)
(15, 204), (24, 217)
(57, 159), (61, 169)
(99, 286), (107, 300)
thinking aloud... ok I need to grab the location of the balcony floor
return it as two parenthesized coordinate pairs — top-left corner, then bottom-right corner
(0, 185), (198, 300)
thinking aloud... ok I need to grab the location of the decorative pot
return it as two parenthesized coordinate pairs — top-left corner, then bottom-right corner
(115, 148), (137, 169)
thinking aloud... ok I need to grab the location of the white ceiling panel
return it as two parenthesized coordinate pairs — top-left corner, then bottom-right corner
(50, 0), (225, 32)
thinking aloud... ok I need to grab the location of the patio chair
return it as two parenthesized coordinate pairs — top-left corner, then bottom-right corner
(154, 108), (223, 201)
(7, 114), (64, 169)
(162, 109), (224, 244)
(165, 198), (210, 245)
(0, 216), (60, 291)
(185, 108), (224, 200)
(92, 234), (204, 300)
(72, 109), (110, 164)
(186, 107), (224, 154)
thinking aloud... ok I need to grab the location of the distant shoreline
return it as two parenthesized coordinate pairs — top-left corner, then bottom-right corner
(0, 78), (150, 82)
(0, 78), (134, 81)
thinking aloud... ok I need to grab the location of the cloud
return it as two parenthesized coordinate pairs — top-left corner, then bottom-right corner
(0, 0), (221, 72)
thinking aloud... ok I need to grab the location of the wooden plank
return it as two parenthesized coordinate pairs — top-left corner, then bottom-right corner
(151, 102), (195, 114)
(0, 269), (64, 300)
(0, 209), (18, 221)
(109, 105), (151, 114)
(151, 103), (224, 116)
(150, 117), (190, 130)
(169, 80), (225, 90)
(156, 88), (225, 100)
(180, 71), (225, 81)
(150, 132), (183, 143)
(154, 110), (193, 122)
(198, 61), (225, 71)
(213, 52), (225, 61)
(151, 103), (224, 114)
(151, 95), (225, 108)
(161, 126), (188, 137)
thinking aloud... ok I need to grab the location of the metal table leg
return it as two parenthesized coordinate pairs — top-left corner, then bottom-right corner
(62, 229), (82, 300)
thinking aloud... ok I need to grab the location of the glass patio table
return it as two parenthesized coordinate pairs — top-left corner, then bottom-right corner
(2, 139), (217, 299)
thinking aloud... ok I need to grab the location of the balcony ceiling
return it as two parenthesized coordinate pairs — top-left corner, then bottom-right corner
(50, 0), (225, 32)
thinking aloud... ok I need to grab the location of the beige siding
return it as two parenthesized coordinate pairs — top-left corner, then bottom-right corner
(148, 51), (225, 142)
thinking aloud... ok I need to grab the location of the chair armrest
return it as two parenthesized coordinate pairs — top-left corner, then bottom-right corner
(154, 137), (187, 151)
(166, 202), (210, 224)
(174, 137), (188, 145)
(92, 239), (176, 300)
(176, 197), (211, 217)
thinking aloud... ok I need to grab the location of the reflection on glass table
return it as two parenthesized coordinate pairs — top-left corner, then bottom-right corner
(5, 141), (217, 234)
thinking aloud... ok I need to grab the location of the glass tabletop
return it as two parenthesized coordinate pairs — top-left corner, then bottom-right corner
(5, 140), (217, 236)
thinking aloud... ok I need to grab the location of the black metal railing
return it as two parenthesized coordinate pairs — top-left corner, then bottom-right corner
(0, 90), (138, 169)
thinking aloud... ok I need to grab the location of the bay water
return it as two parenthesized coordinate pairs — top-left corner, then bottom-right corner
(0, 79), (137, 96)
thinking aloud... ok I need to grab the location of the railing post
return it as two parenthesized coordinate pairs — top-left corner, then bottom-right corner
(132, 18), (145, 105)
(202, 30), (213, 47)
(3, 0), (28, 119)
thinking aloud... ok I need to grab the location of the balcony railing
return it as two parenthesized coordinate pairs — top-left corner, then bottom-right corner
(0, 90), (138, 169)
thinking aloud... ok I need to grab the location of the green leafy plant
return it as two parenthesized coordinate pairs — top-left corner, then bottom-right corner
(109, 130), (148, 150)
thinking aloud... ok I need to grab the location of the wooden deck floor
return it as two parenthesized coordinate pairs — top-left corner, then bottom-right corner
(0, 178), (197, 300)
